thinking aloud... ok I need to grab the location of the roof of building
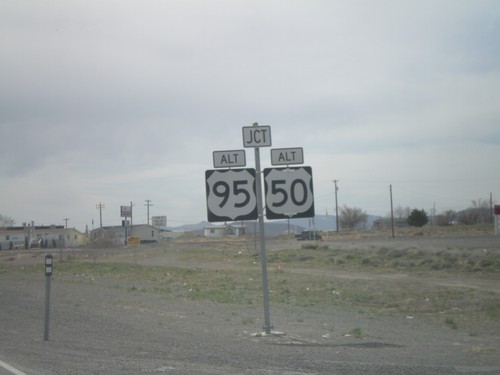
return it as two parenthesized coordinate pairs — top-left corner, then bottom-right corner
(91, 224), (156, 231)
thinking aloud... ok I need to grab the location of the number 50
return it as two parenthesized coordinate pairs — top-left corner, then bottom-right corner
(271, 179), (308, 207)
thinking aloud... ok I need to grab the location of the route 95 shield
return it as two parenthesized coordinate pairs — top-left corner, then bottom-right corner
(264, 166), (315, 220)
(205, 168), (258, 222)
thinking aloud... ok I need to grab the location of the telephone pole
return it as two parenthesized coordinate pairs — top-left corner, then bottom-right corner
(145, 199), (153, 225)
(63, 218), (70, 228)
(390, 185), (395, 238)
(333, 180), (339, 233)
(491, 192), (494, 224)
(130, 202), (134, 235)
(96, 202), (105, 228)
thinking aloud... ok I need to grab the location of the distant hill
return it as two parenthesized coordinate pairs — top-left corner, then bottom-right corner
(168, 214), (381, 237)
(169, 221), (304, 236)
(267, 214), (381, 232)
(170, 221), (211, 232)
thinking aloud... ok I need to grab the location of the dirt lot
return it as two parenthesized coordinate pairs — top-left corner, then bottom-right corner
(1, 231), (499, 374)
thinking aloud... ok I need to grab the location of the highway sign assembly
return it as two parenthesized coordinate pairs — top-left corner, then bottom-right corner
(205, 122), (316, 335)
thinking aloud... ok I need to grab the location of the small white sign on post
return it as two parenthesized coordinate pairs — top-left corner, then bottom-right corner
(213, 150), (246, 168)
(242, 125), (272, 148)
(271, 147), (304, 166)
(44, 254), (53, 341)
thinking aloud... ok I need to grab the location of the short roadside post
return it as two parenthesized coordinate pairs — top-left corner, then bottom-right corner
(44, 254), (53, 341)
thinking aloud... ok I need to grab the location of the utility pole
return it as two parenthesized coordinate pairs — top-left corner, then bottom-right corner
(130, 202), (134, 236)
(63, 218), (70, 228)
(389, 185), (395, 238)
(333, 180), (339, 233)
(145, 199), (153, 225)
(491, 192), (494, 224)
(96, 203), (105, 228)
(432, 202), (436, 227)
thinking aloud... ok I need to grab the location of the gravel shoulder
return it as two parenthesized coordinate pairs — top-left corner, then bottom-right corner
(1, 235), (499, 374)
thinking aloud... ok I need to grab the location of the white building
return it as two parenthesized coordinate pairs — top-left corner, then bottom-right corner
(90, 224), (159, 247)
(0, 225), (87, 249)
(203, 224), (246, 238)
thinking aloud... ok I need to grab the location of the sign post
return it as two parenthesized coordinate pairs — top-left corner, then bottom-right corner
(243, 123), (273, 334)
(44, 254), (53, 341)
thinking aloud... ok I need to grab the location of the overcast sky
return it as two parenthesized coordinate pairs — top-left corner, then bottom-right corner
(1, 1), (499, 231)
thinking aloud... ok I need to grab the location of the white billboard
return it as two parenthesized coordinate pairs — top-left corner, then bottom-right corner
(152, 216), (167, 228)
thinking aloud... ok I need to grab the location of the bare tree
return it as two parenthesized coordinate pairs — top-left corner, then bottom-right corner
(339, 205), (368, 231)
(0, 214), (15, 228)
(458, 198), (491, 225)
(393, 205), (411, 219)
(472, 198), (491, 224)
(436, 210), (457, 226)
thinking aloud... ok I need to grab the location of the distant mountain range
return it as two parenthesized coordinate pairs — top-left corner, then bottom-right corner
(168, 214), (382, 236)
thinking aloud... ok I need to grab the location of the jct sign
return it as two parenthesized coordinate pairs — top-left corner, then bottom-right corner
(242, 125), (271, 148)
(205, 168), (258, 222)
(264, 166), (315, 220)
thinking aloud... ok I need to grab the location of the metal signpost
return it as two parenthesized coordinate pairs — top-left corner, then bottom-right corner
(242, 123), (273, 334)
(205, 122), (315, 335)
(44, 254), (53, 341)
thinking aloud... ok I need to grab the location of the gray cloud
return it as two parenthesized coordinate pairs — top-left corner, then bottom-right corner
(1, 1), (499, 229)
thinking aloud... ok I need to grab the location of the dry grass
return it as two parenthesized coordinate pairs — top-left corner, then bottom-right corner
(2, 224), (499, 332)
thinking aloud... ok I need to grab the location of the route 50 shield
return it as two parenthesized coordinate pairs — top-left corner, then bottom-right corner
(205, 169), (258, 222)
(264, 166), (315, 220)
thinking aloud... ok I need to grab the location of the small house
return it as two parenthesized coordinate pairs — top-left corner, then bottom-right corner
(90, 224), (159, 247)
(204, 224), (246, 238)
